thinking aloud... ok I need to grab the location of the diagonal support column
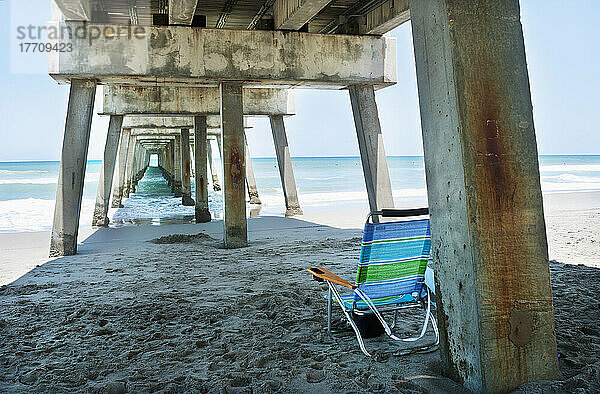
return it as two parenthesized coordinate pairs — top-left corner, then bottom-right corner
(349, 85), (394, 219)
(92, 115), (123, 227)
(111, 128), (131, 208)
(180, 128), (195, 206)
(270, 115), (303, 216)
(410, 0), (558, 392)
(244, 133), (261, 205)
(207, 139), (221, 191)
(194, 116), (211, 223)
(221, 82), (247, 248)
(49, 79), (96, 257)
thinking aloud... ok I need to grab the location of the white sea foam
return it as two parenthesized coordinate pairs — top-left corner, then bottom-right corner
(541, 174), (600, 183)
(540, 164), (600, 172)
(0, 198), (95, 233)
(0, 173), (100, 185)
(0, 169), (50, 174)
(541, 182), (600, 192)
(0, 177), (58, 185)
(258, 188), (428, 208)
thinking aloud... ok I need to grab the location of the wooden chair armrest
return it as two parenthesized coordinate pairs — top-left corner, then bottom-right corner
(307, 267), (356, 290)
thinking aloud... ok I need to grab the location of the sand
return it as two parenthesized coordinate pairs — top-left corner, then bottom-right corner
(0, 192), (599, 392)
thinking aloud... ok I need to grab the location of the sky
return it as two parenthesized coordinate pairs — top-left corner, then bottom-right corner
(0, 0), (599, 162)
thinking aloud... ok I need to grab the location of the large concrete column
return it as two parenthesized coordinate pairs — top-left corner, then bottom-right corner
(410, 1), (558, 392)
(189, 143), (195, 178)
(49, 79), (96, 257)
(123, 135), (136, 198)
(173, 134), (183, 198)
(169, 141), (176, 192)
(220, 82), (247, 248)
(207, 139), (221, 191)
(244, 134), (261, 205)
(270, 115), (303, 217)
(194, 116), (211, 223)
(180, 128), (195, 206)
(348, 85), (394, 218)
(111, 128), (131, 208)
(92, 115), (123, 227)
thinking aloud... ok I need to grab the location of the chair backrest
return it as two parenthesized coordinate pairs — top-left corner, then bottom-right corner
(355, 218), (431, 302)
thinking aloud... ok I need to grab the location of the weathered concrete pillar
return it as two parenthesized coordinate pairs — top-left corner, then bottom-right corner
(270, 115), (303, 216)
(173, 134), (183, 198)
(348, 85), (394, 218)
(92, 115), (123, 227)
(207, 139), (221, 191)
(194, 116), (211, 223)
(169, 141), (176, 191)
(244, 134), (261, 205)
(111, 127), (131, 208)
(49, 79), (96, 257)
(189, 142), (195, 178)
(123, 135), (136, 198)
(409, 1), (558, 392)
(180, 128), (195, 206)
(220, 82), (247, 248)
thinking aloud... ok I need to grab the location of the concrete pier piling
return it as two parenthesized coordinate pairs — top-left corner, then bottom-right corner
(349, 85), (394, 219)
(244, 135), (261, 205)
(221, 82), (247, 248)
(270, 115), (303, 217)
(92, 115), (123, 227)
(410, 0), (558, 391)
(49, 79), (96, 257)
(123, 136), (137, 198)
(207, 138), (221, 192)
(194, 116), (212, 223)
(180, 128), (195, 206)
(173, 135), (183, 198)
(111, 128), (131, 208)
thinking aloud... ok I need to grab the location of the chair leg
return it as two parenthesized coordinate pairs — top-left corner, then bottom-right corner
(400, 288), (433, 342)
(327, 287), (333, 336)
(390, 310), (398, 330)
(328, 283), (371, 357)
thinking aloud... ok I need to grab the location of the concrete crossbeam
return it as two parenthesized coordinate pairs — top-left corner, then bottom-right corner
(48, 23), (396, 89)
(123, 116), (253, 130)
(410, 0), (558, 391)
(274, 0), (332, 30)
(102, 86), (295, 116)
(53, 0), (90, 21)
(131, 130), (220, 137)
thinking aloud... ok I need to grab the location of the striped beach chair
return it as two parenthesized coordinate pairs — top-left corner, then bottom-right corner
(308, 208), (439, 357)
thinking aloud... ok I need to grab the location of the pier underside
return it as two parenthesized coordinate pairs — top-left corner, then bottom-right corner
(47, 0), (559, 391)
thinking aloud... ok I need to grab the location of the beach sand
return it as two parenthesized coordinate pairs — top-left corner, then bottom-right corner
(0, 192), (599, 392)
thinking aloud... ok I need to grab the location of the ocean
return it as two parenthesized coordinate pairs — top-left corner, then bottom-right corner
(1, 155), (599, 233)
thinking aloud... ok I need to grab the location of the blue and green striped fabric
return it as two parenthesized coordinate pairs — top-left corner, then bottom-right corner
(343, 218), (431, 310)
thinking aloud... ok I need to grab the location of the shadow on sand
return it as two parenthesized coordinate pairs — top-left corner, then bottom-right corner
(0, 217), (598, 392)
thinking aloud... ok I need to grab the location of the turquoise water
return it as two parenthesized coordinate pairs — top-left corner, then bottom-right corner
(1, 155), (599, 233)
